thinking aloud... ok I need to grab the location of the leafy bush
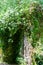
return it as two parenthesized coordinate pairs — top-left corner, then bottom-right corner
(0, 10), (24, 64)
(34, 53), (43, 65)
(0, 22), (24, 64)
(28, 2), (43, 47)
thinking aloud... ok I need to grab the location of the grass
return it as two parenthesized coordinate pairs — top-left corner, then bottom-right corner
(0, 48), (2, 54)
(0, 48), (2, 62)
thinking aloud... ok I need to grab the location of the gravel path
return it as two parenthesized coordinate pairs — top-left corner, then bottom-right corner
(24, 36), (32, 65)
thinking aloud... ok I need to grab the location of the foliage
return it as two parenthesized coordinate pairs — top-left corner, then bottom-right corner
(0, 9), (24, 64)
(33, 52), (43, 65)
(28, 2), (43, 47)
(0, 0), (43, 65)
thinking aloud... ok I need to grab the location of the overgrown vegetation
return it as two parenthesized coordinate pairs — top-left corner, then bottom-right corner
(0, 0), (43, 65)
